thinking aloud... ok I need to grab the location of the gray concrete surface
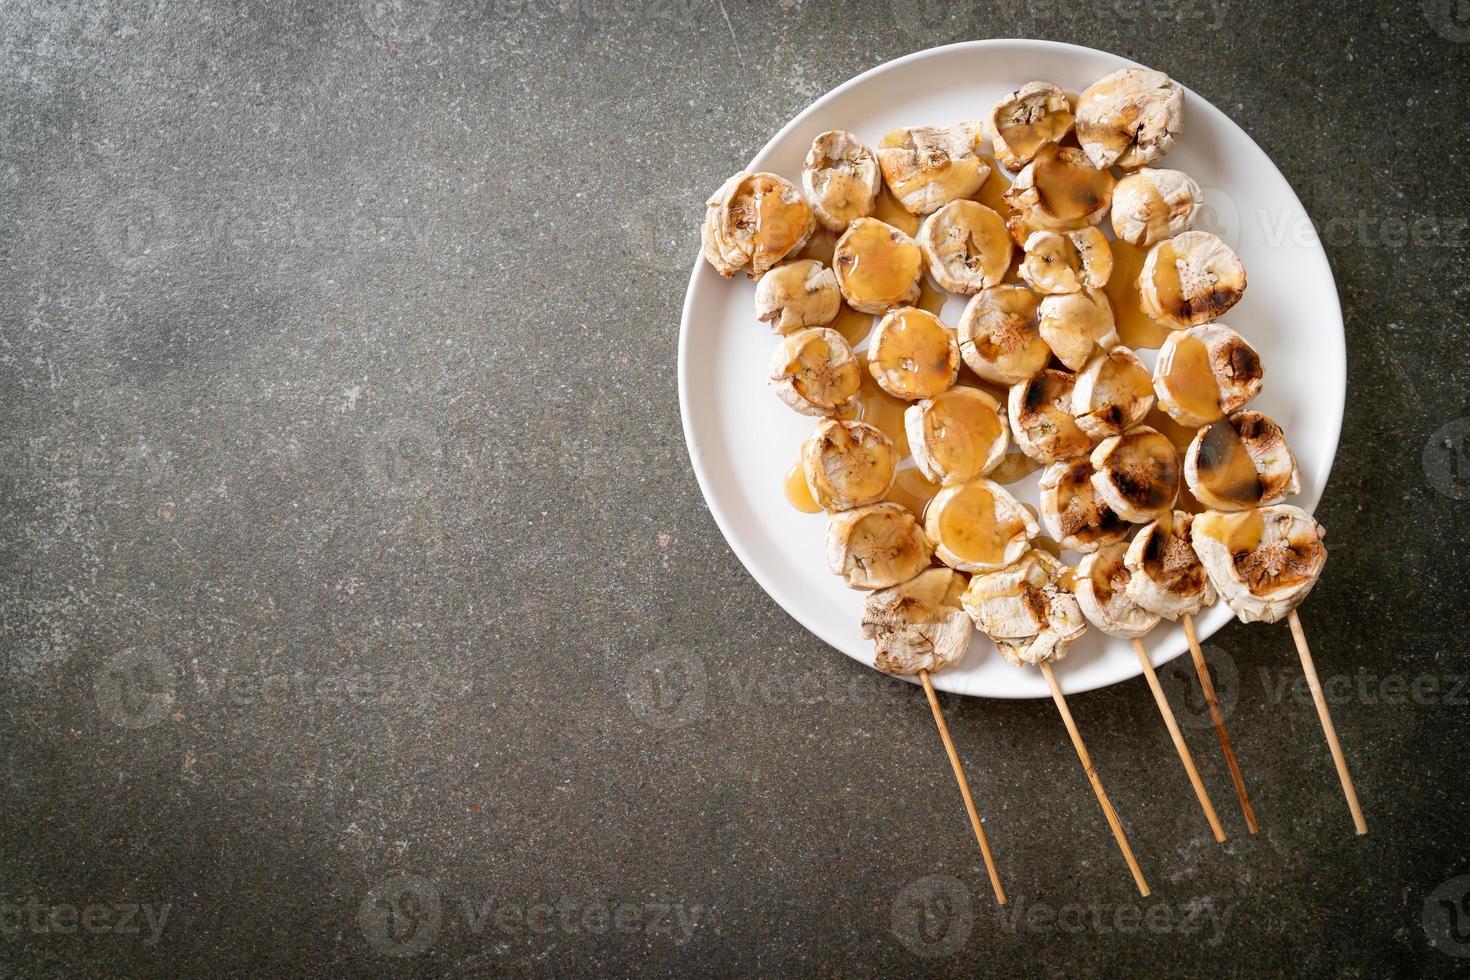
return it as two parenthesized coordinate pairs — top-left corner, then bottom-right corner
(2, 1), (1468, 976)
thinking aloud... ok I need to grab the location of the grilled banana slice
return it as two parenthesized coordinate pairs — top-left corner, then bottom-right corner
(1111, 168), (1201, 247)
(1038, 287), (1119, 371)
(917, 200), (1012, 294)
(1039, 457), (1131, 553)
(1003, 143), (1116, 243)
(1072, 346), (1155, 439)
(1153, 323), (1264, 427)
(1139, 231), (1246, 329)
(803, 130), (882, 232)
(1124, 511), (1217, 620)
(1184, 410), (1301, 511)
(769, 327), (862, 417)
(1191, 505), (1326, 624)
(863, 568), (973, 676)
(1076, 541), (1161, 639)
(754, 259), (842, 334)
(802, 418), (897, 511)
(1075, 68), (1183, 170)
(700, 171), (816, 279)
(868, 307), (960, 400)
(826, 501), (934, 590)
(833, 217), (924, 314)
(988, 81), (1075, 172)
(1019, 226), (1113, 295)
(958, 285), (1051, 385)
(924, 479), (1037, 572)
(1009, 368), (1093, 463)
(963, 549), (1087, 666)
(1089, 424), (1179, 523)
(876, 122), (989, 215)
(905, 386), (1009, 485)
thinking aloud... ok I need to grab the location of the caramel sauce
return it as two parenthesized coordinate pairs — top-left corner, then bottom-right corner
(921, 387), (1003, 481)
(871, 187), (921, 236)
(818, 172), (876, 229)
(1162, 334), (1224, 423)
(989, 450), (1042, 485)
(798, 227), (837, 266)
(1032, 146), (1112, 222)
(753, 186), (812, 268)
(972, 155), (1012, 214)
(1196, 419), (1263, 507)
(788, 332), (860, 407)
(937, 482), (1023, 566)
(870, 308), (955, 398)
(996, 111), (1073, 170)
(1195, 508), (1263, 552)
(855, 355), (911, 456)
(1147, 239), (1185, 321)
(836, 219), (922, 307)
(917, 279), (948, 315)
(1032, 535), (1063, 559)
(885, 467), (941, 519)
(829, 304), (874, 347)
(1105, 240), (1168, 349)
(784, 461), (821, 513)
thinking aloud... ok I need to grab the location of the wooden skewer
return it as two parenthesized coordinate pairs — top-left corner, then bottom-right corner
(1181, 613), (1258, 834)
(1131, 639), (1226, 842)
(918, 669), (1008, 905)
(1287, 610), (1368, 835)
(1038, 661), (1150, 897)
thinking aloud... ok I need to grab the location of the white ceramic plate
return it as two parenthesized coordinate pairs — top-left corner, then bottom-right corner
(678, 40), (1344, 698)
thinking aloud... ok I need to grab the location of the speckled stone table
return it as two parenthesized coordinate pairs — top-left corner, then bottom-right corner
(2, 2), (1468, 976)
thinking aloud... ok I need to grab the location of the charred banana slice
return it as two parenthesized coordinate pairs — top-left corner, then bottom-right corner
(1075, 68), (1183, 170)
(1019, 226), (1113, 295)
(1184, 410), (1301, 511)
(1008, 368), (1093, 463)
(1153, 323), (1263, 427)
(905, 386), (1009, 485)
(1124, 510), (1217, 620)
(1039, 457), (1131, 553)
(924, 479), (1037, 572)
(826, 501), (934, 590)
(1072, 346), (1155, 439)
(1111, 168), (1201, 247)
(754, 259), (841, 334)
(1038, 287), (1119, 371)
(868, 307), (960, 400)
(957, 285), (1050, 386)
(768, 327), (862, 417)
(803, 130), (882, 232)
(988, 81), (1075, 172)
(917, 200), (1012, 294)
(700, 171), (816, 279)
(1191, 505), (1326, 624)
(1139, 231), (1246, 329)
(863, 568), (973, 676)
(876, 122), (989, 215)
(1076, 541), (1161, 639)
(833, 217), (924, 314)
(1003, 143), (1116, 243)
(801, 418), (898, 511)
(963, 549), (1087, 666)
(1089, 424), (1180, 523)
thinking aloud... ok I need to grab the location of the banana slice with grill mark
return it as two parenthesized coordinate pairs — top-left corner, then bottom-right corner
(917, 200), (1012, 294)
(768, 327), (862, 417)
(1003, 143), (1116, 244)
(1038, 287), (1119, 371)
(863, 567), (973, 676)
(1089, 424), (1180, 523)
(1191, 505), (1326, 624)
(905, 386), (1009, 485)
(1072, 346), (1155, 439)
(1076, 541), (1161, 639)
(833, 217), (924, 314)
(754, 259), (842, 334)
(1184, 410), (1301, 511)
(1019, 226), (1113, 295)
(924, 479), (1037, 572)
(1124, 510), (1217, 620)
(826, 501), (934, 590)
(801, 418), (897, 511)
(1153, 323), (1264, 427)
(876, 122), (989, 215)
(700, 171), (816, 279)
(803, 130), (882, 232)
(989, 81), (1075, 172)
(1075, 68), (1183, 170)
(958, 285), (1051, 386)
(1139, 231), (1246, 329)
(868, 307), (960, 400)
(962, 549), (1087, 666)
(1008, 368), (1093, 463)
(1039, 457), (1131, 553)
(1111, 168), (1201, 247)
